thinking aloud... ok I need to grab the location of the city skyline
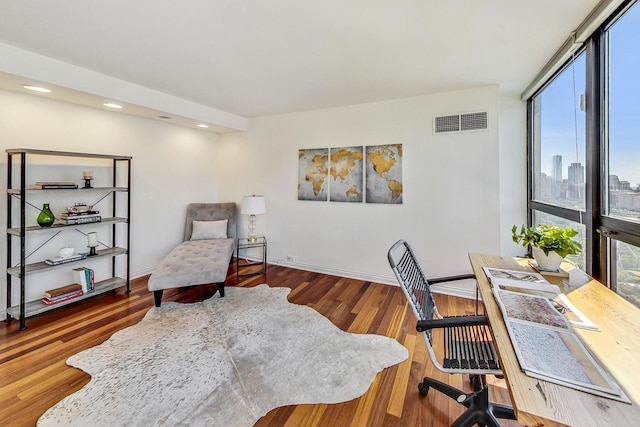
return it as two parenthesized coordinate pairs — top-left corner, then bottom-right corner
(540, 5), (640, 189)
(542, 154), (638, 191)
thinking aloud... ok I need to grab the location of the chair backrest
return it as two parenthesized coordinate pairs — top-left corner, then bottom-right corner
(388, 240), (441, 342)
(389, 239), (503, 376)
(183, 203), (237, 242)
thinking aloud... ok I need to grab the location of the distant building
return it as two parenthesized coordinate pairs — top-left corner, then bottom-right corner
(610, 174), (621, 190)
(568, 162), (584, 199)
(552, 155), (562, 197)
(612, 191), (640, 212)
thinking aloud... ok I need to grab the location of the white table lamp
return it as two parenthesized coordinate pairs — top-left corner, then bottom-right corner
(241, 195), (266, 242)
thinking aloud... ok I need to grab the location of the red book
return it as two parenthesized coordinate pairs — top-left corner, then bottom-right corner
(42, 290), (84, 305)
(44, 283), (82, 299)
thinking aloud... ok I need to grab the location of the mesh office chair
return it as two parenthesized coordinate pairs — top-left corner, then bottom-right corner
(388, 240), (515, 427)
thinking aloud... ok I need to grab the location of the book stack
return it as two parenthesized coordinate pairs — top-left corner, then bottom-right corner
(42, 283), (84, 305)
(60, 210), (101, 225)
(45, 253), (87, 266)
(73, 267), (95, 293)
(34, 181), (78, 189)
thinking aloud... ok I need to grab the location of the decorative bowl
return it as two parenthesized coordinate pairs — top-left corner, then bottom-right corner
(59, 247), (75, 258)
(66, 204), (93, 213)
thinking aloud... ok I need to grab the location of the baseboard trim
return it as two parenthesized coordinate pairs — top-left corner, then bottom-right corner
(270, 257), (477, 301)
(133, 266), (156, 279)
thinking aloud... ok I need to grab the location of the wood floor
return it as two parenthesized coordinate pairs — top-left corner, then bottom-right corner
(1, 262), (522, 427)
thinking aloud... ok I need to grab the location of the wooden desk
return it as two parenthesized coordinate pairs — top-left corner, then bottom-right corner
(469, 253), (640, 427)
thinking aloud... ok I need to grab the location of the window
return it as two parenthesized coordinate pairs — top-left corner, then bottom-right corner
(531, 53), (586, 211)
(610, 239), (640, 307)
(526, 0), (640, 302)
(606, 3), (640, 223)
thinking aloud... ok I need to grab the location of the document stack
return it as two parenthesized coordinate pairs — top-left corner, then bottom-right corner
(60, 210), (101, 225)
(34, 181), (78, 189)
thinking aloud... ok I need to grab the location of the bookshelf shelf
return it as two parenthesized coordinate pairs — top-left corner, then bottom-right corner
(6, 217), (128, 236)
(6, 277), (127, 319)
(7, 186), (129, 195)
(5, 148), (131, 330)
(7, 247), (128, 277)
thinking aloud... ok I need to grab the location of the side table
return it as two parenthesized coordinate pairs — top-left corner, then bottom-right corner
(236, 236), (267, 277)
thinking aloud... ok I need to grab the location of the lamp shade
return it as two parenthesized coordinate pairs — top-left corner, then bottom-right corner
(241, 195), (266, 215)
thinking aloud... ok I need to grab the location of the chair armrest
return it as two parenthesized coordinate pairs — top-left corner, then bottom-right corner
(428, 274), (476, 284)
(416, 315), (489, 332)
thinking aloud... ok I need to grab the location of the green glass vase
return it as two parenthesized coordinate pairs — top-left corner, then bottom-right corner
(37, 203), (55, 227)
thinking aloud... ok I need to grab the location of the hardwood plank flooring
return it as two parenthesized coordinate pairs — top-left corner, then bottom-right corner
(1, 262), (522, 426)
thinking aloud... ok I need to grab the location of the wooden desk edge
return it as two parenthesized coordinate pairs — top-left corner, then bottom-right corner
(468, 253), (640, 427)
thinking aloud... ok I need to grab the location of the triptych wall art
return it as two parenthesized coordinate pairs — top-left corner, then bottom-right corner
(298, 144), (402, 204)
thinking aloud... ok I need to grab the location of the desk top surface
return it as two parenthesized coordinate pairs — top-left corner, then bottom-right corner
(469, 253), (640, 427)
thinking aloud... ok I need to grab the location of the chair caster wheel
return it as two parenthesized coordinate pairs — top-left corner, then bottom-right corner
(418, 383), (429, 396)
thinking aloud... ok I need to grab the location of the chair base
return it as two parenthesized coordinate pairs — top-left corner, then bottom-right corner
(419, 375), (516, 427)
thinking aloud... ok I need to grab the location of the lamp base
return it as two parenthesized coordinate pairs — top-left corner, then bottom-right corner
(88, 246), (97, 256)
(83, 178), (93, 189)
(247, 214), (257, 243)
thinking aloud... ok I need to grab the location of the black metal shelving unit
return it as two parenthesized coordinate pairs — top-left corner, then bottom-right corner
(5, 148), (131, 330)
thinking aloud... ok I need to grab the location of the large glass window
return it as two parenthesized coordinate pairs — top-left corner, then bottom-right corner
(607, 4), (640, 222)
(611, 239), (640, 307)
(527, 0), (640, 301)
(532, 53), (586, 210)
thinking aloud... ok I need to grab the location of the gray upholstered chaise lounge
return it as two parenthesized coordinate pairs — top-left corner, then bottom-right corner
(148, 203), (237, 307)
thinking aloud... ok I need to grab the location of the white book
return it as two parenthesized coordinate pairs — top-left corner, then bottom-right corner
(73, 267), (89, 293)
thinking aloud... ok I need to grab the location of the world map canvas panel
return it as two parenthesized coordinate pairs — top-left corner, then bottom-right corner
(298, 148), (329, 201)
(329, 146), (363, 202)
(366, 144), (403, 204)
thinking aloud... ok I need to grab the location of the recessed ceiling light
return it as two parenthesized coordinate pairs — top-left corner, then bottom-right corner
(158, 115), (171, 119)
(103, 102), (123, 109)
(23, 85), (51, 93)
(197, 124), (209, 128)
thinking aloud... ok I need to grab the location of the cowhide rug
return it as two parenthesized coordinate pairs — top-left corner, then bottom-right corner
(38, 284), (408, 426)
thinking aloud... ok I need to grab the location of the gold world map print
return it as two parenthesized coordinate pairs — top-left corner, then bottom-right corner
(298, 144), (402, 204)
(329, 146), (363, 202)
(366, 144), (403, 204)
(298, 148), (328, 201)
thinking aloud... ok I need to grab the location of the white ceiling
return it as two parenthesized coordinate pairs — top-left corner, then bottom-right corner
(0, 0), (600, 131)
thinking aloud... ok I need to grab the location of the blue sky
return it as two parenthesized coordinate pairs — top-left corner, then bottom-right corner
(540, 3), (639, 187)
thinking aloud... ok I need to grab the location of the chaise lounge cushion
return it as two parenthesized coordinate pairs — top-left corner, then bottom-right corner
(147, 239), (234, 291)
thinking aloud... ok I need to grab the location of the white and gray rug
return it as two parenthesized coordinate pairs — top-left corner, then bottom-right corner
(38, 284), (408, 426)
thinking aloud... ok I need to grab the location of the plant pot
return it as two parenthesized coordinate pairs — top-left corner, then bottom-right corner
(532, 246), (563, 271)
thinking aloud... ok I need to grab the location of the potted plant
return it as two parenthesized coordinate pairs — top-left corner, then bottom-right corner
(511, 224), (583, 270)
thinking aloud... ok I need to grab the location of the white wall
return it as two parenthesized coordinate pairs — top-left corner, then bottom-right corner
(0, 89), (221, 311)
(217, 86), (526, 296)
(498, 92), (528, 256)
(0, 84), (528, 315)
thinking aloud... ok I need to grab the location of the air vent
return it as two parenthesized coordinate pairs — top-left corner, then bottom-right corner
(434, 112), (488, 134)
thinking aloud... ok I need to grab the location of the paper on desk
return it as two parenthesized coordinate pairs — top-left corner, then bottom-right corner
(493, 288), (627, 402)
(552, 293), (599, 331)
(483, 267), (561, 295)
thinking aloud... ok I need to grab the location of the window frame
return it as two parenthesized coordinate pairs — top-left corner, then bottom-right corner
(526, 0), (640, 287)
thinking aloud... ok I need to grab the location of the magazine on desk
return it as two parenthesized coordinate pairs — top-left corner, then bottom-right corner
(482, 267), (561, 295)
(483, 267), (596, 330)
(493, 288), (629, 402)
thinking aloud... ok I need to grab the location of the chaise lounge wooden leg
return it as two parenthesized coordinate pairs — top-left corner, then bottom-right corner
(217, 282), (225, 297)
(154, 290), (164, 307)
